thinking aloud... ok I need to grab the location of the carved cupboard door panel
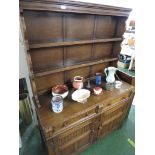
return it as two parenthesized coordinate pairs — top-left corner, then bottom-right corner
(53, 119), (94, 155)
(98, 97), (130, 139)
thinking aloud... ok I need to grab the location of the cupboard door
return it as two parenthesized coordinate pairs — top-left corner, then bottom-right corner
(54, 119), (93, 155)
(98, 97), (129, 138)
(125, 90), (135, 119)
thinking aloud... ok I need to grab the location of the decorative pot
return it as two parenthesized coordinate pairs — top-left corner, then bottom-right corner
(73, 76), (83, 89)
(93, 87), (103, 96)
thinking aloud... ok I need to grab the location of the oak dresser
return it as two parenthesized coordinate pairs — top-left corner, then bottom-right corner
(20, 0), (134, 154)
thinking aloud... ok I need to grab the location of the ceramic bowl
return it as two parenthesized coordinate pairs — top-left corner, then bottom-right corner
(52, 85), (68, 98)
(93, 87), (103, 95)
(72, 89), (90, 103)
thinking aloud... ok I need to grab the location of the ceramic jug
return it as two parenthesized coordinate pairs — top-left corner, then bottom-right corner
(73, 76), (83, 89)
(104, 67), (117, 83)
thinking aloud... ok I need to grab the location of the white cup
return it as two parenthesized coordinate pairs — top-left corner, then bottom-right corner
(115, 81), (122, 89)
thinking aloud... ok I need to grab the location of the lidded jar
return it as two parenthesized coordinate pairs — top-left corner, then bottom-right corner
(51, 95), (63, 113)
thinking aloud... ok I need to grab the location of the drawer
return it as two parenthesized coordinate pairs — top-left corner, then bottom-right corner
(62, 108), (96, 128)
(103, 92), (130, 110)
(42, 109), (97, 140)
(42, 91), (132, 141)
(61, 93), (130, 130)
(108, 93), (129, 105)
(43, 99), (117, 141)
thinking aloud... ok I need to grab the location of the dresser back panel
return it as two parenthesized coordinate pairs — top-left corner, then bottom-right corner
(24, 11), (63, 44)
(65, 13), (95, 41)
(95, 15), (117, 39)
(34, 72), (64, 93)
(93, 42), (113, 60)
(65, 44), (92, 66)
(30, 47), (64, 72)
(23, 10), (127, 44)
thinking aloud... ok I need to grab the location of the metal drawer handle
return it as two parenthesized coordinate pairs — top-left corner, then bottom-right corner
(85, 112), (89, 116)
(107, 103), (111, 106)
(95, 105), (103, 113)
(99, 126), (102, 130)
(63, 122), (68, 127)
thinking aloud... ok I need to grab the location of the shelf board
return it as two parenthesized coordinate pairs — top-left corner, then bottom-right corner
(37, 74), (102, 96)
(29, 38), (122, 49)
(34, 57), (118, 77)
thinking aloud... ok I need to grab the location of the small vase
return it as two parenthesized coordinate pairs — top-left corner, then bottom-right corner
(73, 76), (83, 89)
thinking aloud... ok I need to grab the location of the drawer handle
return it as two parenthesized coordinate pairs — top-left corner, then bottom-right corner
(95, 105), (103, 113)
(108, 103), (111, 106)
(85, 112), (89, 116)
(99, 126), (102, 130)
(91, 129), (95, 133)
(63, 122), (68, 127)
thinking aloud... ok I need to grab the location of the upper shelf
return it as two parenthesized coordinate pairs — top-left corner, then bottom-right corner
(29, 38), (122, 49)
(33, 57), (118, 77)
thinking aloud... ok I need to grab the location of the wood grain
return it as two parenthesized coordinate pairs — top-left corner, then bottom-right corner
(29, 38), (123, 49)
(30, 47), (64, 72)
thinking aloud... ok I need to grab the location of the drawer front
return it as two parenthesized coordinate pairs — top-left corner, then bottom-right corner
(62, 108), (96, 128)
(106, 92), (129, 107)
(43, 92), (131, 140)
(54, 92), (131, 133)
(43, 109), (97, 141)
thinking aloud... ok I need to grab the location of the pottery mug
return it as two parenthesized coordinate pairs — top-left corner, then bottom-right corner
(73, 76), (83, 89)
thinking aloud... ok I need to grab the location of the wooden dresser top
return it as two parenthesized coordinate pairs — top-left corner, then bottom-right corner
(20, 0), (132, 17)
(36, 81), (134, 131)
